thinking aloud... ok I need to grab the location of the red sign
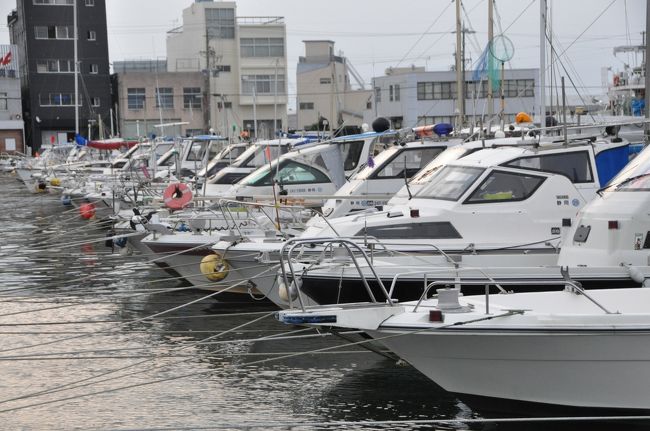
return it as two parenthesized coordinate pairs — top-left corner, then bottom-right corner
(0, 51), (11, 66)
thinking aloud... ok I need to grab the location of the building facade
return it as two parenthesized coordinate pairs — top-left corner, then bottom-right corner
(0, 44), (25, 154)
(370, 67), (540, 129)
(296, 40), (371, 131)
(165, 0), (288, 140)
(8, 0), (111, 152)
(112, 60), (204, 138)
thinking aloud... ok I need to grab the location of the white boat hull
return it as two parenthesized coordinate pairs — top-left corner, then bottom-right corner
(374, 328), (650, 409)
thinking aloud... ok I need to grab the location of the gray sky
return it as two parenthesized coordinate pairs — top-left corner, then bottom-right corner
(0, 0), (646, 107)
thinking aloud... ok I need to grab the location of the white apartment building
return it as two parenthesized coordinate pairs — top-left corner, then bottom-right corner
(370, 66), (540, 129)
(166, 0), (287, 140)
(296, 40), (371, 131)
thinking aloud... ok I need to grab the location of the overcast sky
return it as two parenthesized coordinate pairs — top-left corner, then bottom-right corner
(0, 0), (645, 107)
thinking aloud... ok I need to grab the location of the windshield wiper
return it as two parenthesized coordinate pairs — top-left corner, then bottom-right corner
(597, 172), (650, 196)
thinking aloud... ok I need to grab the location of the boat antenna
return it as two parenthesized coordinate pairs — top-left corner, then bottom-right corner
(403, 155), (413, 200)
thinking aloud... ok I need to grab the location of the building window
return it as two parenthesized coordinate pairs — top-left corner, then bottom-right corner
(89, 64), (98, 74)
(127, 88), (145, 110)
(155, 87), (174, 109)
(320, 77), (332, 85)
(183, 87), (202, 109)
(39, 93), (77, 106)
(0, 93), (7, 110)
(34, 25), (73, 39)
(241, 74), (285, 95)
(91, 97), (100, 107)
(240, 37), (284, 57)
(33, 0), (73, 5)
(503, 79), (535, 98)
(417, 116), (453, 126)
(217, 101), (232, 109)
(206, 8), (235, 39)
(374, 87), (381, 103)
(87, 30), (96, 41)
(299, 102), (314, 110)
(417, 82), (456, 100)
(465, 81), (488, 98)
(389, 85), (393, 102)
(36, 59), (74, 73)
(394, 84), (400, 101)
(85, 0), (94, 5)
(214, 65), (231, 72)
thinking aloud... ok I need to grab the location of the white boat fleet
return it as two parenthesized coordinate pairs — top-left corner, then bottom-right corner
(7, 117), (650, 411)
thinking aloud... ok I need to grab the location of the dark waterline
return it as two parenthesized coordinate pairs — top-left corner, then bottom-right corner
(0, 174), (647, 430)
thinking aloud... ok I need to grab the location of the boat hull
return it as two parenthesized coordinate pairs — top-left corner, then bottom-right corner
(373, 328), (650, 410)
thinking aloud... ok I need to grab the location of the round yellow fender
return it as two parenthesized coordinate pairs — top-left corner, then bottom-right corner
(200, 253), (229, 282)
(50, 178), (61, 187)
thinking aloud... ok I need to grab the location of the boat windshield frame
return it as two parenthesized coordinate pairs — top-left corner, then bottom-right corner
(414, 165), (485, 201)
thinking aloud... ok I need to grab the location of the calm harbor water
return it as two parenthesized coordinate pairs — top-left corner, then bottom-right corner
(0, 173), (647, 431)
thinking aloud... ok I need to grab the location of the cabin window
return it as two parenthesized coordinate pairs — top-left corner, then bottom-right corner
(373, 147), (444, 179)
(356, 222), (461, 240)
(503, 151), (593, 183)
(244, 160), (329, 187)
(186, 141), (207, 162)
(340, 141), (365, 171)
(215, 172), (248, 185)
(416, 166), (485, 201)
(242, 146), (287, 168)
(465, 170), (545, 204)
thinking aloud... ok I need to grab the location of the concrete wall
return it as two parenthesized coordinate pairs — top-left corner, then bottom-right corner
(116, 71), (205, 138)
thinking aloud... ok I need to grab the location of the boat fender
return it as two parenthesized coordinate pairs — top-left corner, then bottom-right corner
(278, 275), (301, 302)
(628, 266), (646, 284)
(79, 203), (96, 220)
(61, 195), (72, 206)
(50, 178), (61, 187)
(35, 181), (47, 192)
(163, 183), (193, 211)
(200, 253), (229, 282)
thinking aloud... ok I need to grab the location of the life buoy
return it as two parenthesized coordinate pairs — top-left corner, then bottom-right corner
(163, 183), (193, 210)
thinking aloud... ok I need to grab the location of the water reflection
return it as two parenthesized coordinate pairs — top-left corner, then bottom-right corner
(1, 175), (649, 430)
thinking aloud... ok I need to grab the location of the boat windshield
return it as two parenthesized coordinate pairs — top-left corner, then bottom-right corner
(409, 146), (474, 185)
(415, 165), (485, 201)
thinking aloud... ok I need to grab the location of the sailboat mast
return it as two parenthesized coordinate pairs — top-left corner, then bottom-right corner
(540, 0), (547, 135)
(73, 0), (79, 134)
(487, 0), (494, 118)
(455, 0), (464, 127)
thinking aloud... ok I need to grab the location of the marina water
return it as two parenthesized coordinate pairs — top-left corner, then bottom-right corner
(0, 174), (646, 430)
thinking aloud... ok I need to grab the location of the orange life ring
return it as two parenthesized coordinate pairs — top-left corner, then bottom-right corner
(163, 183), (193, 210)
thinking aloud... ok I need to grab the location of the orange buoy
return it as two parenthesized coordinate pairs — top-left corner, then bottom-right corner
(163, 183), (193, 211)
(79, 203), (96, 219)
(515, 112), (533, 124)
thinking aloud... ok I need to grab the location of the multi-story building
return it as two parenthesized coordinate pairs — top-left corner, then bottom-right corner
(165, 0), (287, 140)
(7, 0), (111, 152)
(0, 44), (25, 154)
(370, 67), (540, 129)
(296, 40), (371, 131)
(112, 60), (205, 138)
